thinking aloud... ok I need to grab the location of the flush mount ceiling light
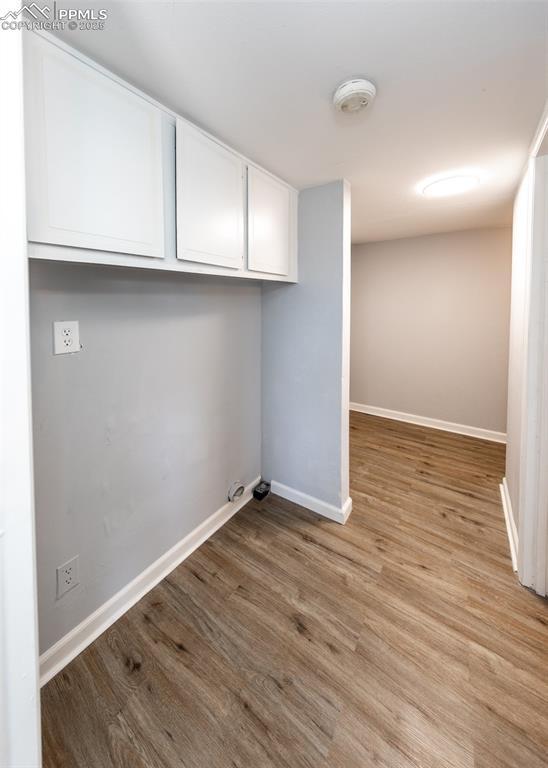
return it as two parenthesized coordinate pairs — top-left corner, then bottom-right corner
(420, 173), (480, 198)
(333, 78), (376, 113)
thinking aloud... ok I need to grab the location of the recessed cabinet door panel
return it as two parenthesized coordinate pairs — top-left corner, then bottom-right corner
(24, 35), (165, 258)
(247, 167), (290, 276)
(176, 120), (245, 269)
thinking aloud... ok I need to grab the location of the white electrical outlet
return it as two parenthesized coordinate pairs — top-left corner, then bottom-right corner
(56, 555), (80, 599)
(53, 320), (80, 355)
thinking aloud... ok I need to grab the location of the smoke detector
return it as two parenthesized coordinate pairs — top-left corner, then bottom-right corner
(333, 78), (376, 113)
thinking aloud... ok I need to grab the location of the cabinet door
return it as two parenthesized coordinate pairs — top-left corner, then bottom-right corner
(24, 35), (165, 258)
(176, 120), (245, 269)
(247, 167), (290, 276)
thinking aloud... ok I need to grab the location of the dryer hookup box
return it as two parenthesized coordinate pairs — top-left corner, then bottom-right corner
(253, 481), (271, 501)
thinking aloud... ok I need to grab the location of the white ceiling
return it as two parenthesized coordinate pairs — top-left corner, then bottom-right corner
(54, 1), (548, 243)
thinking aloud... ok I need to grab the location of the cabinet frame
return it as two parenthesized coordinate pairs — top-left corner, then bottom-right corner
(24, 30), (298, 283)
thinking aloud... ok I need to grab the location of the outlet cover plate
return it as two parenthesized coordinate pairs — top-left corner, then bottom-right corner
(56, 555), (80, 599)
(53, 320), (80, 355)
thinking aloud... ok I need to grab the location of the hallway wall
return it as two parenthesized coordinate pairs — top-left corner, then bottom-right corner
(351, 227), (512, 434)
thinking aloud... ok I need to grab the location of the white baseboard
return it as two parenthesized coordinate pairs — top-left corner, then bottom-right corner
(39, 476), (261, 687)
(500, 477), (518, 571)
(270, 481), (352, 525)
(349, 402), (506, 444)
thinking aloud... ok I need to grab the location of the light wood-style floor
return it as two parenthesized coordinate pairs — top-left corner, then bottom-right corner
(42, 413), (548, 767)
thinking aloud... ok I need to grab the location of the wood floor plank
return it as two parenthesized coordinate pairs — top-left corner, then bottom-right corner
(41, 413), (548, 767)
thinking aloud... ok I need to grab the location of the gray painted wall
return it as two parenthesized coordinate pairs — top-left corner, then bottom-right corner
(30, 261), (261, 653)
(261, 180), (351, 509)
(351, 228), (512, 432)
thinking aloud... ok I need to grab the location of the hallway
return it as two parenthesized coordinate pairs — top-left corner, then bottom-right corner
(42, 414), (548, 767)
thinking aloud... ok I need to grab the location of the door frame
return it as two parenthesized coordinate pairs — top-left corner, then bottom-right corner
(0, 22), (42, 767)
(516, 109), (548, 595)
(525, 153), (548, 594)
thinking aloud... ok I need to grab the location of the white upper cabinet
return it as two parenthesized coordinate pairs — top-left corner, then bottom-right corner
(24, 34), (297, 281)
(247, 166), (291, 276)
(24, 34), (165, 258)
(176, 120), (245, 269)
